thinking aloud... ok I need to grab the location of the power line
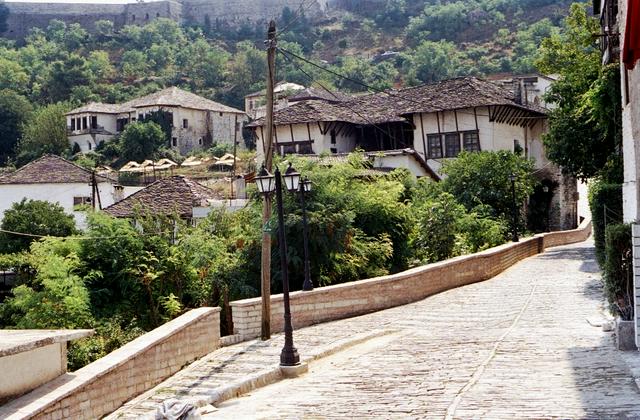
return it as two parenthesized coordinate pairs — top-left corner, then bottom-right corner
(277, 48), (400, 144)
(276, 0), (318, 38)
(0, 227), (174, 240)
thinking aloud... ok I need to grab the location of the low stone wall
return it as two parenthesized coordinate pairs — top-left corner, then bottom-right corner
(0, 307), (220, 420)
(231, 218), (592, 340)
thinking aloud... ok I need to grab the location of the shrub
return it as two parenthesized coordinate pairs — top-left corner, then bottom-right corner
(603, 223), (633, 320)
(588, 180), (622, 266)
(0, 199), (78, 253)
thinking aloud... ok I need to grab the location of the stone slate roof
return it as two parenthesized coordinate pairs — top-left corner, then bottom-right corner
(249, 77), (547, 128)
(391, 76), (548, 115)
(0, 154), (112, 185)
(67, 87), (245, 116)
(288, 87), (351, 103)
(247, 96), (406, 128)
(103, 175), (222, 218)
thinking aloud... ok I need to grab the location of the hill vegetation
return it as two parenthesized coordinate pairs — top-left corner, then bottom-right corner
(0, 0), (575, 166)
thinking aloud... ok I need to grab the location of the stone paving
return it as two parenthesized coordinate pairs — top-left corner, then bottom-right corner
(112, 240), (640, 419)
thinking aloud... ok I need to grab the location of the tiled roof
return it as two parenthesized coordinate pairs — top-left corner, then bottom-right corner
(0, 155), (112, 185)
(103, 175), (223, 218)
(65, 102), (125, 115)
(288, 87), (351, 103)
(247, 96), (405, 128)
(67, 87), (245, 116)
(130, 87), (245, 113)
(249, 77), (547, 128)
(391, 76), (548, 115)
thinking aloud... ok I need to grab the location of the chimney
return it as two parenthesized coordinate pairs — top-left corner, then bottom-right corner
(113, 185), (124, 202)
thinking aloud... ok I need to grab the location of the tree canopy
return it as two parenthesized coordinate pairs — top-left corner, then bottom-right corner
(536, 3), (622, 181)
(0, 198), (78, 253)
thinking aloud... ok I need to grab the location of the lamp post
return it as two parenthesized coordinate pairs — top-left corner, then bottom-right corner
(299, 176), (313, 291)
(255, 164), (301, 367)
(509, 172), (519, 243)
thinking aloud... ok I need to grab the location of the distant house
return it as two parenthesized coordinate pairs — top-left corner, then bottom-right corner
(0, 155), (140, 228)
(250, 76), (579, 230)
(244, 82), (306, 119)
(103, 175), (244, 223)
(66, 87), (247, 155)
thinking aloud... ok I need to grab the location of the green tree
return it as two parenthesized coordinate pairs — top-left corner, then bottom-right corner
(404, 40), (461, 84)
(536, 3), (620, 181)
(119, 121), (166, 162)
(15, 102), (70, 165)
(441, 151), (536, 222)
(0, 199), (78, 253)
(0, 89), (33, 164)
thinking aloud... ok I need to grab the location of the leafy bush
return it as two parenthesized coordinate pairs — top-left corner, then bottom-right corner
(0, 199), (78, 253)
(603, 224), (633, 320)
(588, 180), (622, 266)
(441, 151), (536, 225)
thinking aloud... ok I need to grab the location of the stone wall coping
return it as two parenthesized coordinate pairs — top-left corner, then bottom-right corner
(230, 237), (541, 308)
(0, 307), (219, 419)
(0, 330), (94, 357)
(230, 217), (592, 309)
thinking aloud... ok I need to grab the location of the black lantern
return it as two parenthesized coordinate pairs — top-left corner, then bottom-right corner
(283, 163), (301, 193)
(509, 172), (519, 243)
(255, 165), (276, 195)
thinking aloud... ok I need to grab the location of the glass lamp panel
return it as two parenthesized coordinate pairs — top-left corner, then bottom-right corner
(255, 167), (275, 194)
(283, 165), (301, 192)
(302, 178), (312, 193)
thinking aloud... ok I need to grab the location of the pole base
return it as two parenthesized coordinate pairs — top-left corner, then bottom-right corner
(280, 346), (300, 366)
(280, 362), (308, 378)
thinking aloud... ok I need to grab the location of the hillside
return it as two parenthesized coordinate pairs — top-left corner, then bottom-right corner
(0, 0), (581, 165)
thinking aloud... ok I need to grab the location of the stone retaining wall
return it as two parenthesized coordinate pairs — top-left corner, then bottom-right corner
(0, 307), (220, 420)
(231, 218), (592, 340)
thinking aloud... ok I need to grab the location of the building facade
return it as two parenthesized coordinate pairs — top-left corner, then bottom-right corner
(251, 76), (579, 230)
(66, 87), (246, 155)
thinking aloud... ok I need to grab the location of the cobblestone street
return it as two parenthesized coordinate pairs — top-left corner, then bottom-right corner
(110, 239), (640, 419)
(209, 240), (640, 419)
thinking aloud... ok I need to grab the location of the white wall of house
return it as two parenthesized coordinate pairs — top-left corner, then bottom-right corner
(0, 183), (142, 229)
(371, 154), (430, 178)
(411, 107), (547, 174)
(256, 122), (357, 163)
(621, 1), (640, 222)
(67, 107), (246, 156)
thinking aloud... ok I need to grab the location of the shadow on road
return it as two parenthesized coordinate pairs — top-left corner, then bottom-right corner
(567, 336), (640, 418)
(538, 244), (599, 274)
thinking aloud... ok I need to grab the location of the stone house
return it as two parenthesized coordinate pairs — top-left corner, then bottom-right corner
(0, 155), (140, 228)
(66, 87), (247, 155)
(244, 82), (306, 120)
(103, 175), (242, 224)
(250, 76), (579, 230)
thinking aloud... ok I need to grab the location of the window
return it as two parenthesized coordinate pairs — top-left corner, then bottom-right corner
(330, 147), (337, 154)
(156, 12), (160, 17)
(71, 119), (76, 130)
(330, 130), (336, 145)
(87, 141), (92, 151)
(183, 119), (189, 128)
(131, 14), (135, 22)
(172, 137), (178, 147)
(82, 117), (87, 130)
(198, 138), (203, 145)
(219, 112), (223, 117)
(91, 116), (98, 129)
(145, 13), (149, 20)
(73, 196), (91, 206)
(298, 142), (313, 154)
(462, 131), (480, 152)
(281, 144), (296, 155)
(444, 133), (461, 158)
(514, 139), (522, 154)
(427, 134), (442, 159)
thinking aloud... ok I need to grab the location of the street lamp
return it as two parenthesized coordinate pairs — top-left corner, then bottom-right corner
(509, 172), (519, 243)
(256, 163), (301, 367)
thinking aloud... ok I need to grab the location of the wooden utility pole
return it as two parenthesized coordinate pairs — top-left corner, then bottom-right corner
(261, 20), (277, 341)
